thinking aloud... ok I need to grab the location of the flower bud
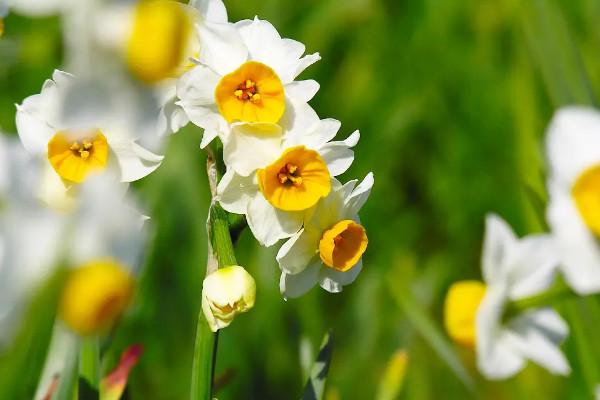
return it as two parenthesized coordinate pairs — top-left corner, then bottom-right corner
(59, 259), (133, 336)
(201, 265), (256, 332)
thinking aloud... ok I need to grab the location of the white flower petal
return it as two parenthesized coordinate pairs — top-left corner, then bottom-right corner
(341, 172), (374, 219)
(505, 310), (571, 375)
(197, 20), (248, 76)
(506, 234), (559, 299)
(481, 214), (517, 285)
(246, 194), (303, 247)
(190, 0), (227, 23)
(547, 185), (600, 294)
(546, 106), (600, 187)
(280, 258), (321, 299)
(216, 170), (258, 215)
(110, 140), (164, 182)
(223, 123), (283, 176)
(15, 105), (55, 155)
(157, 85), (190, 136)
(284, 80), (320, 103)
(319, 130), (360, 176)
(276, 227), (320, 275)
(318, 258), (363, 293)
(177, 64), (222, 106)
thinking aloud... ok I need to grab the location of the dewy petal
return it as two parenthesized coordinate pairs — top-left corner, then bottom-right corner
(481, 214), (517, 285)
(276, 228), (320, 275)
(190, 0), (227, 23)
(506, 234), (559, 300)
(108, 140), (164, 182)
(279, 257), (322, 299)
(319, 130), (360, 177)
(341, 172), (374, 219)
(318, 258), (363, 293)
(216, 170), (258, 215)
(284, 80), (320, 103)
(196, 20), (248, 76)
(223, 122), (283, 176)
(246, 194), (304, 247)
(546, 106), (600, 187)
(547, 184), (600, 294)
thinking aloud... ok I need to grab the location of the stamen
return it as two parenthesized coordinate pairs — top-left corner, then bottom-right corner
(333, 235), (345, 250)
(69, 139), (95, 159)
(233, 79), (261, 104)
(277, 163), (302, 186)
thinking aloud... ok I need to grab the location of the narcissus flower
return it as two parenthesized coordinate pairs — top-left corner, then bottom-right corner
(545, 106), (600, 295)
(177, 16), (320, 147)
(59, 259), (133, 335)
(16, 70), (163, 206)
(444, 214), (570, 380)
(278, 173), (373, 298)
(202, 265), (256, 332)
(217, 105), (360, 246)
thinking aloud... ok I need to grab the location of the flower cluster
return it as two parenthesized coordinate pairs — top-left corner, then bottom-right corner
(2, 0), (372, 341)
(444, 106), (600, 381)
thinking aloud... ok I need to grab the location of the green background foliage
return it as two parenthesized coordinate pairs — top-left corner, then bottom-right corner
(2, 0), (600, 398)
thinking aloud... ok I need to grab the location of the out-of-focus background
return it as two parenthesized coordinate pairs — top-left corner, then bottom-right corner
(2, 0), (600, 398)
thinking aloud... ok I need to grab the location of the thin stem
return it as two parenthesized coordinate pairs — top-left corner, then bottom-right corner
(210, 203), (237, 268)
(503, 279), (573, 322)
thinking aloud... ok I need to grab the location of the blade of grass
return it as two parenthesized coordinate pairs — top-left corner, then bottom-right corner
(302, 330), (333, 400)
(387, 275), (476, 395)
(0, 267), (67, 399)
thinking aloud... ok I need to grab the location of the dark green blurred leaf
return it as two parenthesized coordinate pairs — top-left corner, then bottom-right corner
(302, 329), (333, 400)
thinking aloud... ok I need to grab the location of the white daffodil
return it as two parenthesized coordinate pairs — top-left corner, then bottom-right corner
(16, 70), (163, 208)
(202, 265), (256, 332)
(177, 16), (320, 147)
(545, 106), (600, 295)
(217, 104), (360, 247)
(278, 173), (373, 298)
(444, 214), (570, 380)
(80, 0), (227, 136)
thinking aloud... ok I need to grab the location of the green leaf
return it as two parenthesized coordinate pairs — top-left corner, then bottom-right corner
(51, 337), (79, 400)
(302, 329), (334, 400)
(520, 0), (597, 107)
(79, 337), (100, 399)
(386, 276), (477, 395)
(0, 267), (67, 399)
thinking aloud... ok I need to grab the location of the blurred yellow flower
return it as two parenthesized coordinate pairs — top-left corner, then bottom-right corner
(443, 280), (486, 348)
(127, 0), (192, 83)
(59, 259), (133, 336)
(201, 265), (255, 332)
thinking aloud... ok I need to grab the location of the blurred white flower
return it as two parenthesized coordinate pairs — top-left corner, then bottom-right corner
(16, 70), (163, 208)
(445, 215), (570, 380)
(545, 106), (600, 295)
(177, 16), (320, 147)
(217, 104), (359, 246)
(202, 265), (255, 332)
(0, 0), (78, 17)
(278, 173), (373, 298)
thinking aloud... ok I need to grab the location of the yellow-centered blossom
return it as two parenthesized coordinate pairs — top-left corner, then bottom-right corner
(59, 260), (133, 336)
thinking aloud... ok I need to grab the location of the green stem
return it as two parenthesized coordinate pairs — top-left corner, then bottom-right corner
(210, 203), (238, 268)
(79, 337), (100, 395)
(190, 314), (218, 400)
(503, 279), (574, 322)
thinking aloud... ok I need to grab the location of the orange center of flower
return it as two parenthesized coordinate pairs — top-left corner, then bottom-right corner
(573, 164), (600, 237)
(47, 129), (109, 183)
(257, 146), (331, 211)
(319, 220), (368, 272)
(215, 61), (285, 123)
